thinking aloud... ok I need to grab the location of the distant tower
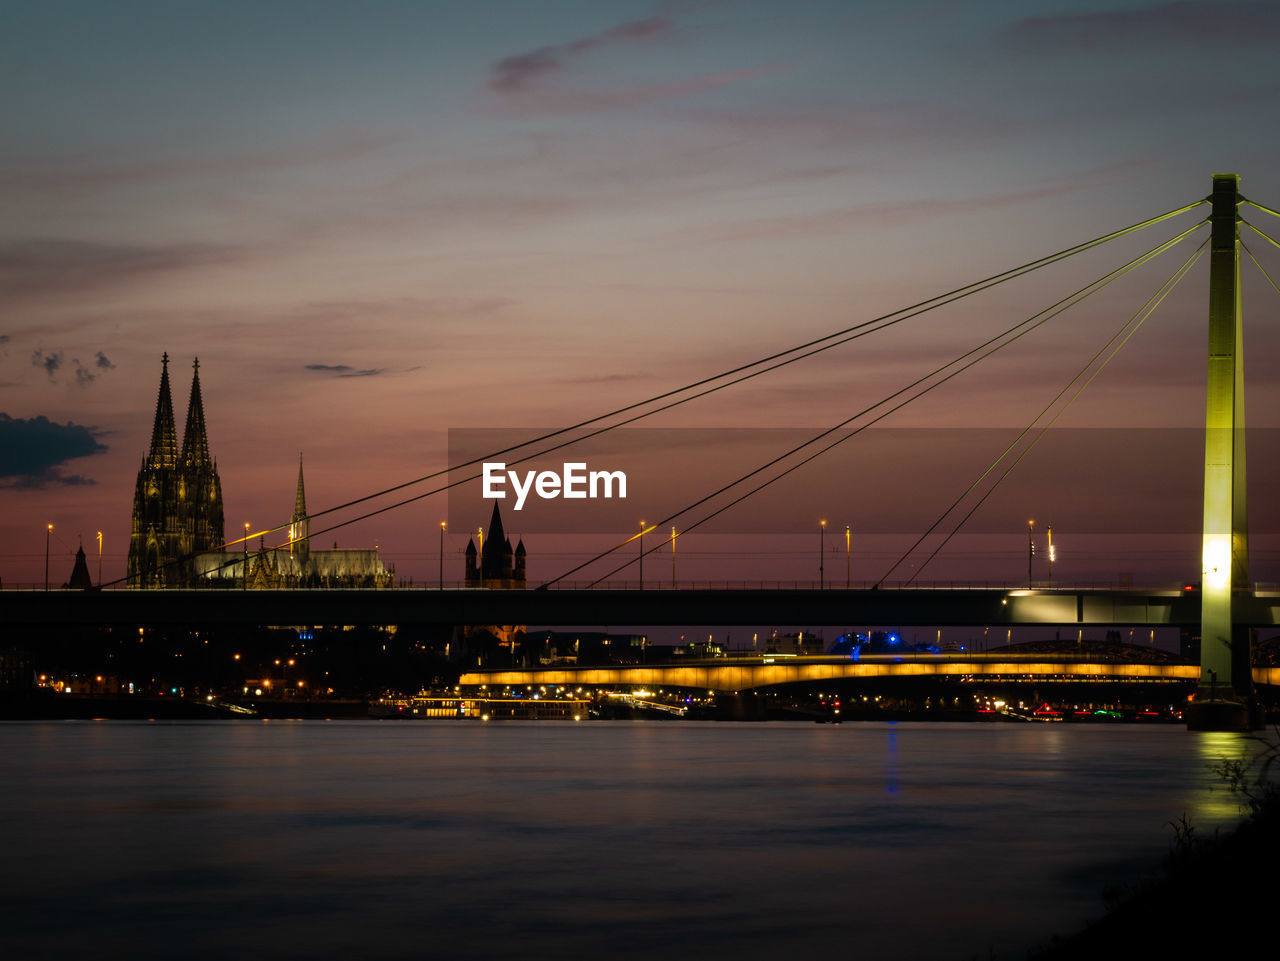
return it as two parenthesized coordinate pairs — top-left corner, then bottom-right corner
(64, 544), (93, 590)
(464, 503), (526, 588)
(290, 453), (310, 567)
(127, 355), (224, 587)
(465, 538), (478, 583)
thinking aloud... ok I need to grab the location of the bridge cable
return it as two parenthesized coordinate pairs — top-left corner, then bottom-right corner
(883, 236), (1209, 586)
(217, 201), (1209, 552)
(110, 204), (1205, 590)
(288, 218), (1197, 557)
(1242, 219), (1280, 252)
(1241, 197), (1280, 219)
(1242, 242), (1280, 300)
(548, 221), (1207, 588)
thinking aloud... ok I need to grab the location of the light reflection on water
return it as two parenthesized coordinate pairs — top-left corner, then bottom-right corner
(0, 721), (1260, 961)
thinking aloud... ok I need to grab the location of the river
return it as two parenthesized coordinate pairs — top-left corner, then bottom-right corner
(0, 721), (1258, 960)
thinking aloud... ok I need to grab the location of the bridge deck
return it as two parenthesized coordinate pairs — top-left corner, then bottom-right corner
(4, 586), (1278, 628)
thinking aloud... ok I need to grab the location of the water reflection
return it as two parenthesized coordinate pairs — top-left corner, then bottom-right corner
(1190, 730), (1258, 822)
(0, 721), (1253, 961)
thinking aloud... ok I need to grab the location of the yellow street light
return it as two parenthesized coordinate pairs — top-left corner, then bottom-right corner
(671, 527), (677, 589)
(819, 519), (827, 590)
(1027, 519), (1035, 588)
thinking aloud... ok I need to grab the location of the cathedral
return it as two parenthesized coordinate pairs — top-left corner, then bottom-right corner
(127, 354), (224, 587)
(128, 355), (392, 589)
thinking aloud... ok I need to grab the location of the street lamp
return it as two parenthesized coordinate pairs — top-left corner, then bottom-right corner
(671, 527), (677, 589)
(819, 519), (827, 590)
(1027, 519), (1035, 588)
(1047, 525), (1055, 587)
(638, 520), (645, 590)
(439, 521), (447, 590)
(244, 522), (250, 591)
(96, 531), (103, 587)
(45, 523), (53, 591)
(845, 525), (851, 589)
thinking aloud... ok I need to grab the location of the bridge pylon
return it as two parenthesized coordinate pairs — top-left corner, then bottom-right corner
(1190, 173), (1257, 731)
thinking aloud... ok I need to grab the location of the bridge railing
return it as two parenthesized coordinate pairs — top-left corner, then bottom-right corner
(0, 578), (1235, 592)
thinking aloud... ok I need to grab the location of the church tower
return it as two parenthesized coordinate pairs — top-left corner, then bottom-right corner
(178, 358), (224, 562)
(127, 355), (224, 587)
(464, 502), (526, 588)
(289, 454), (310, 567)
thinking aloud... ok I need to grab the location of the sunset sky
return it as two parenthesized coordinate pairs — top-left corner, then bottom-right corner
(4, 0), (1280, 589)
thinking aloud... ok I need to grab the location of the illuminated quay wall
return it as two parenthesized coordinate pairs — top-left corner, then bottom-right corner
(462, 658), (1203, 694)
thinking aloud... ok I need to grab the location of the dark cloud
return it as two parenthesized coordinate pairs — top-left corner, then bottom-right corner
(72, 358), (104, 387)
(1000, 1), (1280, 54)
(31, 349), (62, 380)
(0, 413), (106, 488)
(304, 364), (386, 378)
(490, 17), (674, 92)
(28, 348), (116, 385)
(0, 239), (239, 301)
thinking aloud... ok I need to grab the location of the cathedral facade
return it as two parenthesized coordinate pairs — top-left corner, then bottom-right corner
(127, 354), (224, 587)
(128, 355), (391, 589)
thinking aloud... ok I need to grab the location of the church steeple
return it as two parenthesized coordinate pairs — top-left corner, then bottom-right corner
(289, 453), (310, 562)
(181, 357), (211, 468)
(146, 353), (178, 469)
(294, 454), (307, 519)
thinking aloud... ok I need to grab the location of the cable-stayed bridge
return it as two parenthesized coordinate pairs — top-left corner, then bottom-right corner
(9, 175), (1280, 727)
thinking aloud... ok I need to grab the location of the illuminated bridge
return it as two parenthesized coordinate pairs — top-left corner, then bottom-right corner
(459, 653), (1205, 694)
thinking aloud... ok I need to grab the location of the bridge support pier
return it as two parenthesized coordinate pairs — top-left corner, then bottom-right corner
(1188, 173), (1258, 731)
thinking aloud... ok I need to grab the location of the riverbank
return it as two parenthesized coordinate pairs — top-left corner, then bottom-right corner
(1026, 761), (1278, 959)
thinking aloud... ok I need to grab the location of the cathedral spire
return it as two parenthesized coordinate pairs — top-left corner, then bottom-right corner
(147, 352), (178, 469)
(294, 453), (307, 520)
(181, 357), (211, 467)
(289, 453), (310, 561)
